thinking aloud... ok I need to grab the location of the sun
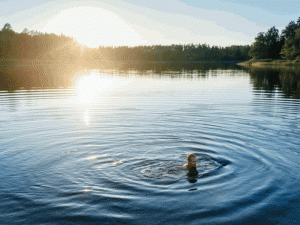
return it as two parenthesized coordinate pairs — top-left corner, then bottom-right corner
(40, 7), (147, 48)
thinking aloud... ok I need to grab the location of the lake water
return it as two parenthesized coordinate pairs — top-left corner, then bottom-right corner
(0, 64), (300, 224)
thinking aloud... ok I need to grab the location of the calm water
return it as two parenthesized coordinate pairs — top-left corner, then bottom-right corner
(0, 64), (300, 224)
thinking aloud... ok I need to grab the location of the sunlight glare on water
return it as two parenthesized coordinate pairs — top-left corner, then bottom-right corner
(75, 71), (132, 105)
(74, 71), (134, 126)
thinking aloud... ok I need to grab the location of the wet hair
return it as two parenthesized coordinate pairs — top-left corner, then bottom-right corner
(187, 153), (196, 162)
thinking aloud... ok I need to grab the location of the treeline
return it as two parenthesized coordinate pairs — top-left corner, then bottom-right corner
(249, 17), (300, 60)
(85, 44), (250, 63)
(0, 23), (81, 63)
(0, 23), (251, 64)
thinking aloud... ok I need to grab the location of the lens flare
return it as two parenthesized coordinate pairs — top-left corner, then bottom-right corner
(41, 7), (146, 48)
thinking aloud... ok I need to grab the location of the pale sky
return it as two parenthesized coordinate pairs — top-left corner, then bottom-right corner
(0, 0), (299, 48)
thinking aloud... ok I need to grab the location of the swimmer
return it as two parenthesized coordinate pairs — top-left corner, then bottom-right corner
(184, 153), (197, 170)
(183, 153), (198, 177)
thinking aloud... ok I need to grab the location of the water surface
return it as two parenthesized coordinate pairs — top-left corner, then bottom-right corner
(0, 64), (299, 224)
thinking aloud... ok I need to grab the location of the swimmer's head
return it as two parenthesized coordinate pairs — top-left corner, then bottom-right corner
(187, 153), (197, 169)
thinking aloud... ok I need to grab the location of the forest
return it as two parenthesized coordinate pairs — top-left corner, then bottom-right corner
(0, 23), (81, 64)
(0, 23), (250, 64)
(1, 16), (300, 64)
(249, 17), (300, 60)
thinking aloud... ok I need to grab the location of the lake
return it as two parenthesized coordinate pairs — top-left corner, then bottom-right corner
(0, 63), (299, 224)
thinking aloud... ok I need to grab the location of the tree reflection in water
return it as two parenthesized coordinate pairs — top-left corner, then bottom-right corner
(1, 62), (300, 99)
(247, 66), (300, 99)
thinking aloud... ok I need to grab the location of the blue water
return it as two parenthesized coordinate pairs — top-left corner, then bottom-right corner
(0, 66), (300, 224)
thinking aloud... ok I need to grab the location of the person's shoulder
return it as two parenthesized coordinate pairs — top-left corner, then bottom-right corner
(178, 165), (188, 170)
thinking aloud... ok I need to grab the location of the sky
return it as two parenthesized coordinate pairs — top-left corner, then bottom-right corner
(0, 0), (299, 48)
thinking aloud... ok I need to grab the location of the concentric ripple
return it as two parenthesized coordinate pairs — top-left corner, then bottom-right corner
(1, 69), (300, 225)
(112, 155), (222, 181)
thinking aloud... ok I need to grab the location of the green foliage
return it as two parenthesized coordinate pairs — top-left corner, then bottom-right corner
(281, 27), (300, 60)
(282, 21), (298, 40)
(249, 27), (282, 60)
(0, 24), (82, 62)
(250, 17), (300, 61)
(2, 23), (12, 31)
(249, 33), (269, 59)
(89, 44), (250, 62)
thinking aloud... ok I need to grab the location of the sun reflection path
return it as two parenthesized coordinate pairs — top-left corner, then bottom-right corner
(76, 73), (110, 105)
(76, 72), (131, 104)
(84, 109), (90, 126)
(74, 72), (132, 125)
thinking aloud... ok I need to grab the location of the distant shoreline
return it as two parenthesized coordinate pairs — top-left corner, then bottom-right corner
(237, 59), (300, 67)
(0, 59), (54, 66)
(0, 59), (246, 66)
